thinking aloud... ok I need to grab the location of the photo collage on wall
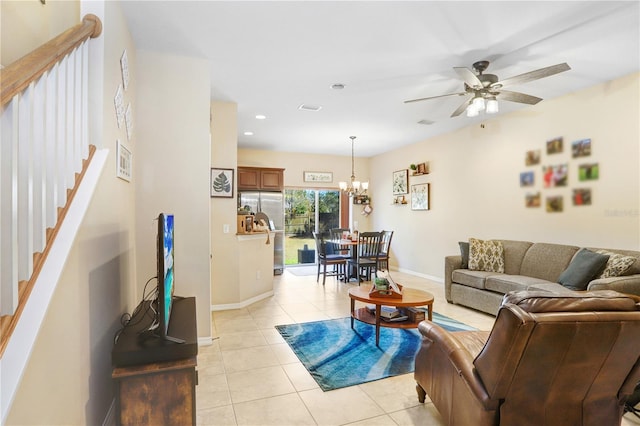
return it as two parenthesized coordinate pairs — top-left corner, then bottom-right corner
(521, 136), (598, 213)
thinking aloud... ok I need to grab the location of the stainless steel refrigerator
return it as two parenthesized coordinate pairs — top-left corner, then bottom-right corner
(239, 191), (284, 274)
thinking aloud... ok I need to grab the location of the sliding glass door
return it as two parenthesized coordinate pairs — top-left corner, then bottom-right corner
(284, 189), (341, 266)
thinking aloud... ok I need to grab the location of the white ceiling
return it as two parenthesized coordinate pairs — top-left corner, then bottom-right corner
(120, 1), (640, 157)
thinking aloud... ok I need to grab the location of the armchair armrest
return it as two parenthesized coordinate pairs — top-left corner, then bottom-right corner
(445, 255), (463, 302)
(588, 274), (640, 297)
(415, 321), (497, 425)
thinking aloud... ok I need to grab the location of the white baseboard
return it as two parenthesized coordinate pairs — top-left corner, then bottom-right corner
(211, 290), (274, 311)
(394, 267), (443, 284)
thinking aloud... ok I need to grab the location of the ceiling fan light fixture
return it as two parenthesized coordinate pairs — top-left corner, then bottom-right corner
(466, 104), (479, 117)
(472, 95), (485, 111)
(486, 97), (499, 114)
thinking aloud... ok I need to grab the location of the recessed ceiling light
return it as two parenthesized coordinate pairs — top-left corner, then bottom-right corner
(298, 104), (322, 112)
(255, 114), (266, 120)
(244, 131), (254, 136)
(330, 83), (346, 90)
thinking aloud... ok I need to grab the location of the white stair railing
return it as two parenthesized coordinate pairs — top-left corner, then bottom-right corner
(0, 15), (101, 320)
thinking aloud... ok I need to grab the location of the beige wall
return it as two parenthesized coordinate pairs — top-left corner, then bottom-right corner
(367, 72), (640, 280)
(1, 0), (79, 66)
(6, 1), (138, 424)
(210, 101), (241, 305)
(134, 50), (212, 340)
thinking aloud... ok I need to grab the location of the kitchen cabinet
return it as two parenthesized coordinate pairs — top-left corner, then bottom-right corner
(238, 167), (284, 191)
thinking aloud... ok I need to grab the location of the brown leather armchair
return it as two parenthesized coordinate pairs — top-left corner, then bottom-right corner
(414, 290), (640, 426)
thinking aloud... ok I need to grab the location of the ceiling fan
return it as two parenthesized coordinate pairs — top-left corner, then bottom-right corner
(404, 60), (571, 117)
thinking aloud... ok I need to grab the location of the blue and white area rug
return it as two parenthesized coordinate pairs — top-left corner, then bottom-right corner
(275, 312), (475, 391)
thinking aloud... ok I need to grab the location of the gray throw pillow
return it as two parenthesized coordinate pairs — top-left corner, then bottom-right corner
(459, 241), (469, 269)
(558, 248), (610, 291)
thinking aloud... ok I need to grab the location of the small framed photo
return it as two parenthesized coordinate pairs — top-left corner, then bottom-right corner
(411, 183), (430, 210)
(520, 171), (534, 187)
(393, 169), (408, 195)
(303, 171), (332, 183)
(116, 139), (132, 182)
(572, 138), (591, 158)
(573, 188), (592, 206)
(578, 163), (599, 181)
(525, 149), (540, 166)
(525, 192), (541, 208)
(542, 164), (568, 187)
(547, 137), (563, 154)
(211, 167), (234, 198)
(417, 162), (429, 174)
(546, 196), (563, 213)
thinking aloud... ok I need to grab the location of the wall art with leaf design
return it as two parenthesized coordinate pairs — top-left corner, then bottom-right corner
(211, 168), (234, 198)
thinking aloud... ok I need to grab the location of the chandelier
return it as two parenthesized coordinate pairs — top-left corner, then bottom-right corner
(339, 136), (369, 196)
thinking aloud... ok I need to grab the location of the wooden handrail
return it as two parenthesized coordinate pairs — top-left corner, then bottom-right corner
(0, 14), (102, 106)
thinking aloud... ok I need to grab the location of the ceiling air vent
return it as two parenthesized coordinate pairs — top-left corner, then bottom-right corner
(298, 104), (322, 112)
(418, 119), (434, 125)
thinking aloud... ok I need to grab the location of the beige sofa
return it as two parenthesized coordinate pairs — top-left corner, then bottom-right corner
(445, 240), (640, 315)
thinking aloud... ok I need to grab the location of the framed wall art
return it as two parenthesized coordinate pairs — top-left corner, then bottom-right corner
(211, 167), (234, 198)
(303, 171), (333, 183)
(116, 139), (132, 182)
(393, 169), (408, 195)
(572, 138), (591, 158)
(411, 183), (430, 210)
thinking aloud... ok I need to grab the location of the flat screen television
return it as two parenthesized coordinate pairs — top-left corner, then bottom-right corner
(157, 213), (184, 343)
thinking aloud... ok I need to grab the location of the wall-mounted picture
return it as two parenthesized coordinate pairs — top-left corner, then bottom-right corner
(542, 164), (568, 187)
(525, 149), (541, 166)
(210, 167), (234, 198)
(116, 139), (132, 182)
(525, 192), (541, 208)
(411, 183), (430, 210)
(303, 171), (332, 183)
(547, 137), (563, 154)
(578, 163), (599, 181)
(393, 169), (408, 195)
(417, 162), (429, 174)
(393, 195), (407, 204)
(572, 138), (592, 158)
(520, 171), (534, 187)
(546, 196), (563, 213)
(573, 188), (592, 206)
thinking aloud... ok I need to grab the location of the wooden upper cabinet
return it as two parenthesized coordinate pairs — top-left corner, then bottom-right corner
(238, 167), (284, 191)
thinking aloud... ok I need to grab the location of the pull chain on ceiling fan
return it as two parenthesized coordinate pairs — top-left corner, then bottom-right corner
(405, 60), (571, 118)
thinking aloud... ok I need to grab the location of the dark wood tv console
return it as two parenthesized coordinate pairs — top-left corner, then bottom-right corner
(111, 297), (198, 425)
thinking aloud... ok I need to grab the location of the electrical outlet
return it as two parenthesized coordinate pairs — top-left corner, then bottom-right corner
(223, 224), (229, 233)
(256, 270), (261, 280)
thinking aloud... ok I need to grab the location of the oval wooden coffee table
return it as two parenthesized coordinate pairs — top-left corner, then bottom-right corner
(348, 286), (434, 346)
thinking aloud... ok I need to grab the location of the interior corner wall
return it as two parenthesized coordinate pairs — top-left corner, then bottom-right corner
(5, 1), (137, 424)
(368, 72), (640, 280)
(210, 101), (240, 305)
(134, 50), (212, 340)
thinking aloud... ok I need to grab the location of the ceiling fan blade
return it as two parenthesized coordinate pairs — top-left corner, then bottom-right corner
(451, 96), (473, 117)
(494, 63), (571, 87)
(404, 92), (467, 104)
(498, 90), (543, 105)
(454, 67), (483, 89)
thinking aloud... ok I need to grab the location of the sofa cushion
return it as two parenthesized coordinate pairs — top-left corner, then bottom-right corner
(459, 241), (470, 269)
(485, 275), (550, 295)
(499, 240), (534, 275)
(520, 243), (579, 282)
(527, 282), (576, 294)
(452, 269), (496, 290)
(595, 250), (637, 278)
(557, 248), (610, 291)
(469, 238), (505, 273)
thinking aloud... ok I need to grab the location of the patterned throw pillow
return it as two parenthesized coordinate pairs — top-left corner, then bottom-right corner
(595, 250), (637, 278)
(468, 238), (505, 273)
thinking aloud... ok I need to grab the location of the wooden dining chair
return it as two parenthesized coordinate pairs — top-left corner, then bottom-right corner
(377, 230), (394, 270)
(347, 231), (383, 284)
(312, 232), (347, 285)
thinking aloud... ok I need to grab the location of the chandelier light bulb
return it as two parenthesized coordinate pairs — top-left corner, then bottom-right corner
(472, 96), (485, 111)
(466, 104), (479, 117)
(486, 97), (499, 114)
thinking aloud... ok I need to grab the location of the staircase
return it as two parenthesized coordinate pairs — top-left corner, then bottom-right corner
(0, 14), (103, 420)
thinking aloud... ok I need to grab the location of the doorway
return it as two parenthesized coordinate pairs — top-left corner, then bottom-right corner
(284, 189), (341, 266)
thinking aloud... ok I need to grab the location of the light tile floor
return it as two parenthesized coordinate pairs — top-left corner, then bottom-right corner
(198, 267), (640, 426)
